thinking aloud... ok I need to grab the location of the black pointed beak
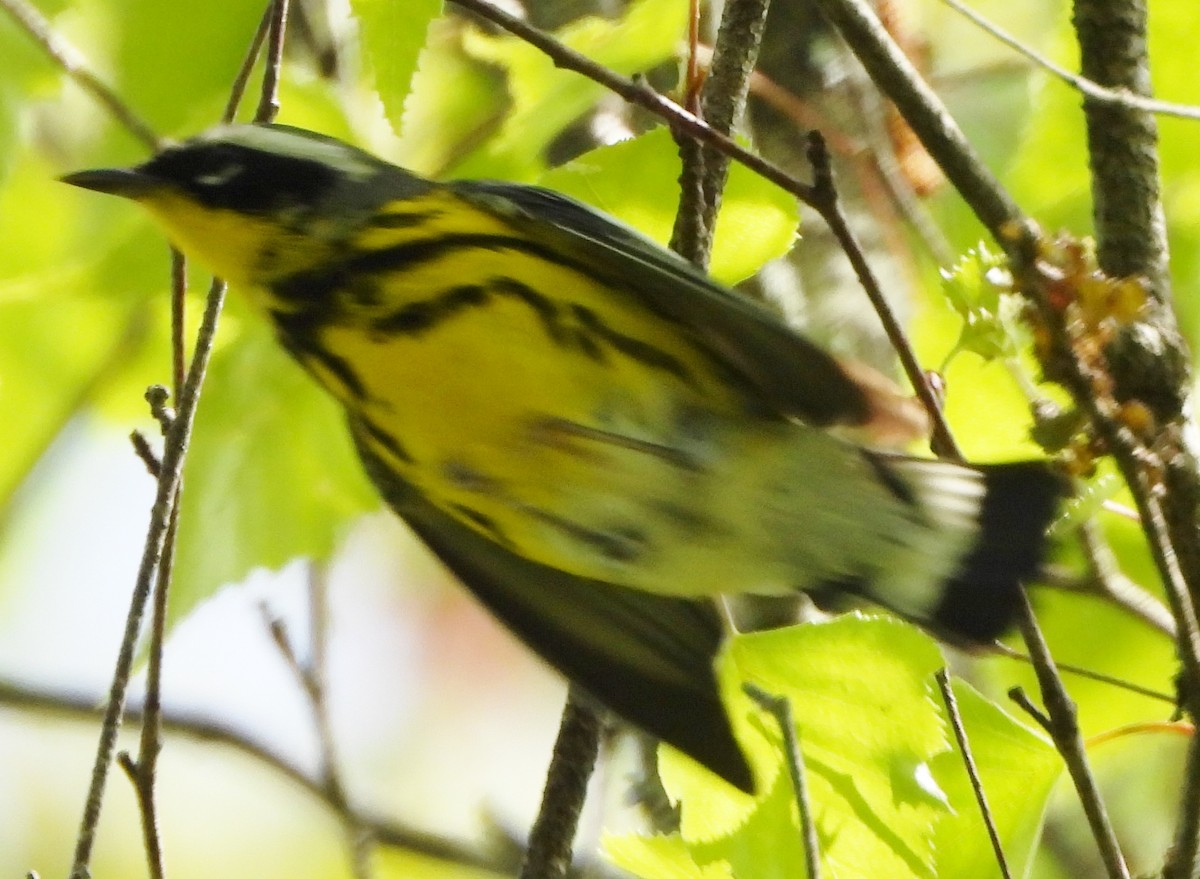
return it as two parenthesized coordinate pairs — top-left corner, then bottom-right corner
(60, 167), (160, 199)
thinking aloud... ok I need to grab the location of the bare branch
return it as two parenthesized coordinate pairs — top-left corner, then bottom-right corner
(1014, 593), (1131, 879)
(67, 279), (227, 879)
(255, 0), (289, 124)
(224, 3), (274, 124)
(940, 0), (1200, 122)
(745, 684), (820, 878)
(803, 133), (960, 458)
(989, 645), (1174, 705)
(446, 0), (819, 207)
(261, 568), (375, 879)
(519, 689), (604, 879)
(670, 0), (774, 267)
(936, 670), (1011, 879)
(0, 676), (518, 875)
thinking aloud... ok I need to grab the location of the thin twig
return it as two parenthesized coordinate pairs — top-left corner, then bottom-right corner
(1078, 520), (1176, 637)
(80, 3), (297, 872)
(0, 0), (160, 149)
(68, 279), (227, 879)
(307, 567), (375, 879)
(223, 2), (274, 124)
(122, 249), (191, 879)
(1170, 738), (1200, 879)
(2, 10), (175, 871)
(936, 669), (1012, 879)
(169, 249), (187, 399)
(0, 675), (523, 875)
(1007, 686), (1053, 734)
(1035, 565), (1174, 638)
(520, 689), (604, 879)
(1140, 491), (1200, 877)
(123, 498), (180, 879)
(989, 644), (1174, 704)
(744, 684), (820, 878)
(261, 569), (374, 879)
(445, 0), (817, 208)
(803, 132), (961, 459)
(1014, 593), (1131, 879)
(130, 431), (163, 478)
(255, 0), (289, 124)
(145, 385), (174, 434)
(940, 0), (1200, 122)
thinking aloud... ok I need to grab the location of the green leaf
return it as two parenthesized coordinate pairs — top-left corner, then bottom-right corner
(169, 319), (377, 628)
(351, 0), (443, 134)
(538, 126), (798, 285)
(613, 616), (953, 879)
(931, 680), (1060, 877)
(938, 245), (1028, 364)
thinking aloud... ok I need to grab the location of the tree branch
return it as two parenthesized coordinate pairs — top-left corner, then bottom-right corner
(68, 279), (227, 879)
(941, 0), (1200, 122)
(0, 675), (529, 875)
(519, 689), (605, 879)
(669, 0), (774, 267)
(936, 670), (1012, 879)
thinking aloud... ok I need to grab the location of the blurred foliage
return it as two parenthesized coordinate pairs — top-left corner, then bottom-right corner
(0, 0), (1197, 876)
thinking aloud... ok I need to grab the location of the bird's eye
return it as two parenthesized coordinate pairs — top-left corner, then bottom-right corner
(194, 161), (244, 188)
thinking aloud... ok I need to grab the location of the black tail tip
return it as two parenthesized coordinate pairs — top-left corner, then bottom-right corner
(930, 462), (1066, 644)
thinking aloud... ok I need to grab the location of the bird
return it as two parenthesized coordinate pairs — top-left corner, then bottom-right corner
(62, 123), (1063, 792)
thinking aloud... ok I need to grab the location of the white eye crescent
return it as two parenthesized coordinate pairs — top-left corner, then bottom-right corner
(196, 163), (243, 187)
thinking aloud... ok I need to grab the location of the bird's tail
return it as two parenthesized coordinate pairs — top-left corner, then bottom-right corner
(848, 457), (1065, 643)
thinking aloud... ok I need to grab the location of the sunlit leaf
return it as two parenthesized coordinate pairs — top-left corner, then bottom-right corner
(613, 616), (953, 879)
(351, 0), (443, 134)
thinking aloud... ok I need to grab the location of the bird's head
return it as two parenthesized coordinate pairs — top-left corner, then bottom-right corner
(61, 123), (432, 287)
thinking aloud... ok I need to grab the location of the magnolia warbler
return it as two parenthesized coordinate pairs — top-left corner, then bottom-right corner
(64, 124), (1062, 792)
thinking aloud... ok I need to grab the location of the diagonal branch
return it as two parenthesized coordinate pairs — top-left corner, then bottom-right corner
(941, 0), (1200, 122)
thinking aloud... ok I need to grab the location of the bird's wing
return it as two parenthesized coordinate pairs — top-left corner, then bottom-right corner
(353, 427), (755, 793)
(454, 180), (871, 427)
